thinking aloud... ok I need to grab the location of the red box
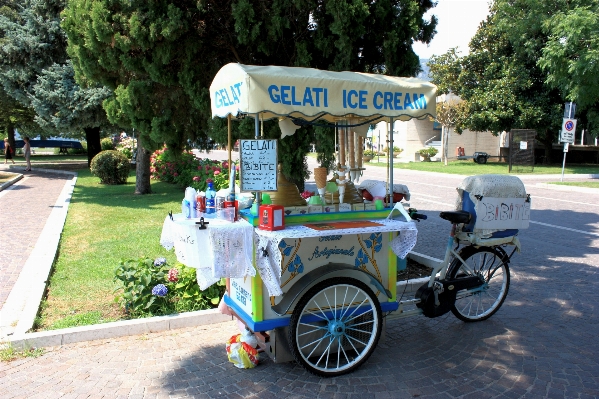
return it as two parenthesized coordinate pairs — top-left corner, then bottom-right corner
(258, 204), (285, 231)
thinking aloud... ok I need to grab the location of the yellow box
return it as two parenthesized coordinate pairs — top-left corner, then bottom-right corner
(284, 206), (310, 215)
(323, 204), (338, 213)
(364, 203), (377, 211)
(352, 203), (365, 211)
(308, 205), (323, 214)
(338, 203), (352, 212)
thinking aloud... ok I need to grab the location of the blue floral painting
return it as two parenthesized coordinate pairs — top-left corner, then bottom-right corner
(279, 239), (304, 274)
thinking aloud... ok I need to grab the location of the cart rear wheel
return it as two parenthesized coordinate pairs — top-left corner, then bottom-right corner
(447, 246), (510, 322)
(288, 277), (382, 377)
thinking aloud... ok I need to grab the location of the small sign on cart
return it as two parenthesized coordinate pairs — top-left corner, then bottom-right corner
(239, 139), (278, 192)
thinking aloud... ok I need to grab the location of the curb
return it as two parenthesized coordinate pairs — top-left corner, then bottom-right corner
(3, 309), (234, 349)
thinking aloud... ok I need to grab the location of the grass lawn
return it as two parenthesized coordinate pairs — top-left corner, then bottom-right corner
(548, 181), (599, 189)
(364, 159), (599, 175)
(37, 168), (183, 330)
(0, 172), (19, 185)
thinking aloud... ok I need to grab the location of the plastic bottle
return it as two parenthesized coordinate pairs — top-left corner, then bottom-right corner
(181, 199), (191, 218)
(205, 181), (216, 217)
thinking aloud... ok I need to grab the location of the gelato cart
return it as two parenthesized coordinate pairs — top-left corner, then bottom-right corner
(161, 64), (529, 377)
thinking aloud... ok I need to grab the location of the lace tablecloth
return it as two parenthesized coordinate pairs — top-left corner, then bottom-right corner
(254, 219), (418, 296)
(160, 214), (255, 289)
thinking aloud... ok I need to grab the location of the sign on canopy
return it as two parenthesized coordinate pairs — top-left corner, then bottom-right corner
(210, 63), (437, 124)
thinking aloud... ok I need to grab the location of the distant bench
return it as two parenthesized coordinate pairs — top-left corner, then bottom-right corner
(1, 139), (84, 154)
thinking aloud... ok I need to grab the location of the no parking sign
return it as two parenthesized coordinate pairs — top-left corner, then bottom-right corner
(560, 118), (576, 144)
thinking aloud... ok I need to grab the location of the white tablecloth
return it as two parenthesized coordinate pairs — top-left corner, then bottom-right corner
(161, 215), (417, 296)
(160, 214), (255, 289)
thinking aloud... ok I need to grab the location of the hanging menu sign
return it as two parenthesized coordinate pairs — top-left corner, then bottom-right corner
(239, 139), (278, 192)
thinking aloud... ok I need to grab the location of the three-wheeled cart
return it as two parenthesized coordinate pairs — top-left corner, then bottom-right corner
(161, 64), (530, 377)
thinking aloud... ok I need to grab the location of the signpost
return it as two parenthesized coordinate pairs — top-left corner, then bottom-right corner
(560, 102), (576, 182)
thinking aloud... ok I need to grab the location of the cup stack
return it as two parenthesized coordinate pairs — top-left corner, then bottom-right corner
(314, 167), (328, 203)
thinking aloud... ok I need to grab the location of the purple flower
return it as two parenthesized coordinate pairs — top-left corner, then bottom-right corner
(154, 257), (167, 267)
(152, 284), (168, 297)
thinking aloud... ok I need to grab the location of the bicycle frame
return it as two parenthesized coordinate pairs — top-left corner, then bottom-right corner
(393, 221), (512, 320)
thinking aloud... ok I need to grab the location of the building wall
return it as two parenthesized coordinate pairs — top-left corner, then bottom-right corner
(368, 119), (501, 162)
(446, 128), (500, 158)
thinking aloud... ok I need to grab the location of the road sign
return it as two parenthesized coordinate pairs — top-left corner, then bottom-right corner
(563, 142), (569, 153)
(560, 118), (576, 144)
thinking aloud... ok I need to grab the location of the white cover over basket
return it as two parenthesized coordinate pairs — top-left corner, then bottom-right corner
(455, 174), (530, 243)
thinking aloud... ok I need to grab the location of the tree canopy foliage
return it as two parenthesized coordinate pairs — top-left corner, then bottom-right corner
(0, 0), (114, 164)
(428, 0), (598, 162)
(539, 2), (599, 134)
(63, 0), (438, 191)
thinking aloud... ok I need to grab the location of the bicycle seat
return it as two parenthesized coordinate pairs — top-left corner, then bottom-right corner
(439, 210), (471, 224)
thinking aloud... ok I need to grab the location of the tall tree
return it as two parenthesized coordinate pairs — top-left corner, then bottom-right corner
(0, 0), (114, 165)
(63, 0), (437, 192)
(31, 62), (113, 164)
(428, 0), (566, 162)
(0, 85), (40, 146)
(539, 2), (599, 138)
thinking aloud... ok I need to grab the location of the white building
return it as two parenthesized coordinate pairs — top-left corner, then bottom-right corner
(369, 112), (503, 162)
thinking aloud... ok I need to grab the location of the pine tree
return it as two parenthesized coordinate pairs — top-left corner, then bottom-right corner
(0, 0), (114, 166)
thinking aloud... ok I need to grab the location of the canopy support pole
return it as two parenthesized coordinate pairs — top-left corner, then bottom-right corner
(227, 114), (232, 176)
(389, 117), (394, 208)
(255, 114), (261, 208)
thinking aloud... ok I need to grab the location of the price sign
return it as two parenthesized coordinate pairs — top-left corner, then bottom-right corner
(239, 139), (278, 192)
(560, 118), (576, 144)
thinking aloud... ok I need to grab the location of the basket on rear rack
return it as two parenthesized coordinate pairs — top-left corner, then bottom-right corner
(454, 174), (531, 247)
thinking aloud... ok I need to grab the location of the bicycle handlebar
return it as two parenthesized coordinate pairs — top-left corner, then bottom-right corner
(410, 213), (428, 221)
(406, 208), (427, 221)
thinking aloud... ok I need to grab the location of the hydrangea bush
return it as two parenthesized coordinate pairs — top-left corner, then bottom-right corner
(150, 146), (235, 192)
(114, 257), (225, 317)
(116, 137), (137, 160)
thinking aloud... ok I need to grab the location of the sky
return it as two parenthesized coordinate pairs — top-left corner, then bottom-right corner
(412, 0), (491, 59)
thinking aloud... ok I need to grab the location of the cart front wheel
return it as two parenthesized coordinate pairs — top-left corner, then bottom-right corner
(288, 277), (382, 377)
(447, 246), (510, 322)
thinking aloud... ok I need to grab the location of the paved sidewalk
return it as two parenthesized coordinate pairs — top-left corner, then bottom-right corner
(0, 166), (76, 339)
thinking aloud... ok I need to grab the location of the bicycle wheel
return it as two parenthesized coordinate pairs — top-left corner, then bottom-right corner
(447, 246), (510, 322)
(288, 277), (382, 377)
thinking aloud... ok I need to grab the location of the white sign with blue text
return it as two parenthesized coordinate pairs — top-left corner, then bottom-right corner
(209, 63), (437, 123)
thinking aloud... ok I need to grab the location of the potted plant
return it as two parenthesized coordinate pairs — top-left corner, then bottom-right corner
(362, 150), (376, 162)
(418, 147), (438, 162)
(386, 146), (403, 158)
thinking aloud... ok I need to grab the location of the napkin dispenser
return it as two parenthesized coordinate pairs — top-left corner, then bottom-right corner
(258, 204), (285, 231)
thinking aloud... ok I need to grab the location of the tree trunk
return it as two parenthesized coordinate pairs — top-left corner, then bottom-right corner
(542, 130), (554, 164)
(6, 123), (16, 148)
(84, 126), (101, 167)
(135, 137), (152, 195)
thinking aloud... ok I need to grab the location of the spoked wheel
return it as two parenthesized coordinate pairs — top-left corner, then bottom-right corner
(288, 277), (382, 377)
(447, 246), (510, 322)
